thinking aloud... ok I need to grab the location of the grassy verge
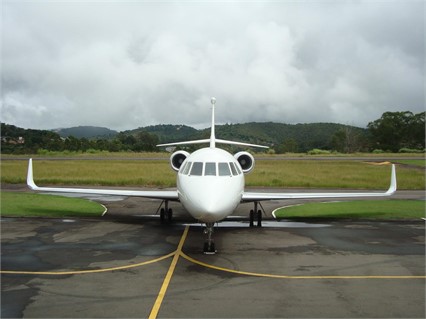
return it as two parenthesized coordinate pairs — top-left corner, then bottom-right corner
(1, 151), (170, 159)
(1, 192), (105, 217)
(395, 159), (426, 167)
(1, 159), (176, 187)
(1, 159), (424, 189)
(273, 200), (425, 219)
(246, 161), (424, 189)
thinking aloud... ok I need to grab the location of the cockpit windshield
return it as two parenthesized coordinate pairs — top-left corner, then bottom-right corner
(218, 163), (231, 176)
(190, 162), (203, 176)
(180, 161), (242, 177)
(205, 162), (216, 176)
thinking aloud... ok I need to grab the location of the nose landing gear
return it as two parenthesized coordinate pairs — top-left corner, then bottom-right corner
(203, 222), (216, 254)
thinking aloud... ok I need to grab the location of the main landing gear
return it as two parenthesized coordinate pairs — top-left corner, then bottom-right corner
(203, 222), (216, 254)
(158, 200), (173, 223)
(249, 201), (263, 227)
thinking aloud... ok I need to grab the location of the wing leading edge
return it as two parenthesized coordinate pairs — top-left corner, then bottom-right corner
(27, 159), (179, 201)
(242, 164), (397, 202)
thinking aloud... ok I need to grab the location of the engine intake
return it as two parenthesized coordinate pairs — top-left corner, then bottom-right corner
(170, 151), (190, 172)
(234, 151), (255, 174)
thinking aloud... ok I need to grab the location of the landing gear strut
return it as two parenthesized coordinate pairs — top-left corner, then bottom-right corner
(203, 222), (216, 254)
(159, 200), (173, 223)
(249, 201), (262, 227)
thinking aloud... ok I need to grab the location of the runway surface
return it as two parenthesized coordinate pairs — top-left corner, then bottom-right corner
(2, 215), (425, 318)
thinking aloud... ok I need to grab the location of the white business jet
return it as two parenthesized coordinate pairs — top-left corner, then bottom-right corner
(27, 97), (397, 254)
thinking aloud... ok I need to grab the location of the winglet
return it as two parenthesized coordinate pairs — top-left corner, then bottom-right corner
(27, 158), (39, 190)
(386, 164), (397, 195)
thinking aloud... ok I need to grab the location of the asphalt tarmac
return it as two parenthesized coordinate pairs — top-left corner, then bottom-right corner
(1, 212), (425, 318)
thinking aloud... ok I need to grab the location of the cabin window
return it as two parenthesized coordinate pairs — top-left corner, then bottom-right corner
(182, 162), (192, 175)
(229, 162), (238, 176)
(218, 162), (231, 176)
(190, 162), (203, 176)
(205, 162), (216, 176)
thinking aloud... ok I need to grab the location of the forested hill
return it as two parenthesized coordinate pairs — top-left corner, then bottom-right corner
(2, 121), (365, 153)
(139, 122), (367, 152)
(124, 124), (198, 143)
(205, 122), (366, 151)
(2, 111), (424, 153)
(53, 126), (118, 139)
(50, 122), (365, 150)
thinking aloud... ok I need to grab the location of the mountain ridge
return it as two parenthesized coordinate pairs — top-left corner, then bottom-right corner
(2, 121), (367, 153)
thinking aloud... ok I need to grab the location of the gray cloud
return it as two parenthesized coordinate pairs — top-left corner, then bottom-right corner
(1, 1), (424, 131)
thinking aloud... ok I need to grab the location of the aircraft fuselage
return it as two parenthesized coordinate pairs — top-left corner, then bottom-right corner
(177, 147), (244, 223)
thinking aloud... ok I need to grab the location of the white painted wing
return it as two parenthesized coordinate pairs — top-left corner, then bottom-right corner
(27, 159), (179, 201)
(242, 164), (397, 202)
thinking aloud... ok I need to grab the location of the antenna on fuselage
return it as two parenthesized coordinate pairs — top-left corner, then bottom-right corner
(210, 97), (216, 148)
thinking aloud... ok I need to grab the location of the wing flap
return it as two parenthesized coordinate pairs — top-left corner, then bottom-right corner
(242, 164), (397, 202)
(27, 159), (179, 201)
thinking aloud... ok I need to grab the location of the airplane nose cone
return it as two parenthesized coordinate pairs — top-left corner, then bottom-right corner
(195, 192), (239, 222)
(179, 180), (243, 223)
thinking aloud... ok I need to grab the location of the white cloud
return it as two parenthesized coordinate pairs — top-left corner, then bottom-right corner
(1, 1), (424, 131)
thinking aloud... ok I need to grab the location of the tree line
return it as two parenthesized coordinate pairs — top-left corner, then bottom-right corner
(1, 125), (160, 154)
(1, 111), (424, 154)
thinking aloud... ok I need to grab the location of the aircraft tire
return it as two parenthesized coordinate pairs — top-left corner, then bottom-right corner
(257, 210), (262, 227)
(249, 210), (255, 227)
(167, 208), (173, 222)
(203, 241), (216, 254)
(160, 208), (165, 223)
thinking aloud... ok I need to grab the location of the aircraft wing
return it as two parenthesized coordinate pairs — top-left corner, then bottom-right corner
(26, 159), (179, 201)
(242, 164), (397, 202)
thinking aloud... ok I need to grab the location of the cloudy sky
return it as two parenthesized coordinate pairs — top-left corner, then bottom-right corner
(1, 0), (424, 131)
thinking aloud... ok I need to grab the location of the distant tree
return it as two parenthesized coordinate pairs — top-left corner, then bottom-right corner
(331, 127), (367, 153)
(133, 131), (159, 152)
(275, 138), (298, 153)
(64, 136), (80, 151)
(95, 139), (108, 151)
(80, 138), (91, 152)
(117, 132), (136, 145)
(409, 112), (425, 149)
(368, 111), (425, 152)
(108, 140), (122, 152)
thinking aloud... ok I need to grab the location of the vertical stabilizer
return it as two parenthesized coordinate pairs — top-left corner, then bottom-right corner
(156, 97), (268, 149)
(210, 97), (216, 148)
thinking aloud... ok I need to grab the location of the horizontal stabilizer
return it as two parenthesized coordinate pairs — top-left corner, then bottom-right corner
(157, 139), (210, 147)
(215, 139), (269, 149)
(157, 139), (268, 149)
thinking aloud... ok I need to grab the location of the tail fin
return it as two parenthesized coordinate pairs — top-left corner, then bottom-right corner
(157, 97), (269, 150)
(210, 97), (216, 148)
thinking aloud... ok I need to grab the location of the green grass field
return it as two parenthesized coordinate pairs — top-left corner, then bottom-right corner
(1, 192), (105, 217)
(273, 200), (425, 219)
(1, 158), (424, 189)
(395, 159), (426, 167)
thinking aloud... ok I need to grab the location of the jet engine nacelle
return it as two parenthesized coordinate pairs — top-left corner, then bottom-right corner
(170, 150), (190, 172)
(234, 151), (255, 174)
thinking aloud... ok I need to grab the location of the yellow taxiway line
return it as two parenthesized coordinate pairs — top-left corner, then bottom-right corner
(148, 225), (189, 319)
(180, 252), (426, 280)
(0, 251), (176, 276)
(2, 223), (424, 319)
